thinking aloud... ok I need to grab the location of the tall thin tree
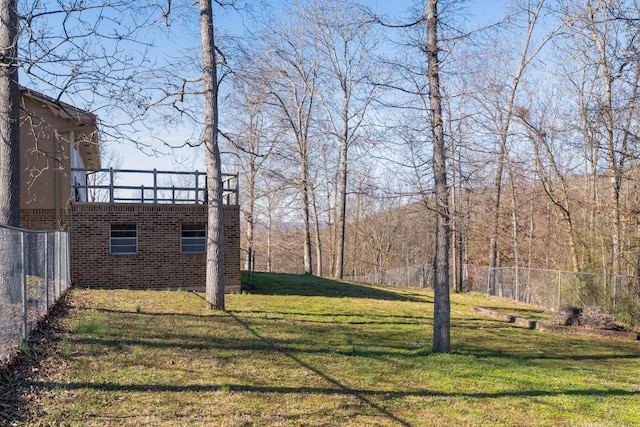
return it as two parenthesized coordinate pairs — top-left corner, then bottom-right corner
(426, 0), (450, 353)
(484, 0), (551, 294)
(0, 0), (20, 307)
(200, 0), (225, 309)
(0, 0), (19, 228)
(260, 18), (319, 275)
(302, 0), (379, 279)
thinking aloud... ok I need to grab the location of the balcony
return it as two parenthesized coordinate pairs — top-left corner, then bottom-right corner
(71, 168), (238, 205)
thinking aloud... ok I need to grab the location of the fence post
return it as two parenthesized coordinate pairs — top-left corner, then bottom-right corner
(557, 270), (561, 312)
(487, 267), (491, 294)
(44, 233), (49, 314)
(515, 266), (519, 302)
(613, 275), (618, 315)
(56, 232), (61, 299)
(65, 231), (71, 291)
(21, 231), (28, 340)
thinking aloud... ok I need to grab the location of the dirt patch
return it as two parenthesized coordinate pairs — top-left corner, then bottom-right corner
(0, 292), (73, 426)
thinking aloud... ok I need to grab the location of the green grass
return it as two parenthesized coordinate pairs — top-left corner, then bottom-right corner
(20, 273), (640, 426)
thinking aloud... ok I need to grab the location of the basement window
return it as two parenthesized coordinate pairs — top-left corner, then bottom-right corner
(181, 224), (206, 254)
(110, 224), (138, 255)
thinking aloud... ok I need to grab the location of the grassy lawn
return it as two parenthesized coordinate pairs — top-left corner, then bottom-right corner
(14, 272), (640, 426)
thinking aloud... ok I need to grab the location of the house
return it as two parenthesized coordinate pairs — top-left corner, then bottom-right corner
(18, 87), (241, 292)
(19, 86), (101, 228)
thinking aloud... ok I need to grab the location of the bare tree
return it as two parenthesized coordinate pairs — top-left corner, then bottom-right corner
(223, 73), (278, 271)
(477, 0), (556, 294)
(0, 0), (20, 308)
(516, 99), (582, 273)
(259, 17), (320, 275)
(425, 0), (451, 353)
(199, 0), (225, 309)
(0, 0), (19, 227)
(302, 0), (381, 279)
(555, 0), (640, 276)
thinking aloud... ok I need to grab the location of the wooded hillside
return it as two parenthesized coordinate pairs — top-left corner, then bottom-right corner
(224, 1), (640, 284)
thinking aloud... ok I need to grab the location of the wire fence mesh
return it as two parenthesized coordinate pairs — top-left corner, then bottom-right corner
(350, 265), (434, 289)
(349, 264), (640, 326)
(0, 225), (71, 365)
(487, 267), (640, 325)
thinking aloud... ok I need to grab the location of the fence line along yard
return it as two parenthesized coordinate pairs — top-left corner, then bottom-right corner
(349, 264), (640, 326)
(0, 224), (71, 365)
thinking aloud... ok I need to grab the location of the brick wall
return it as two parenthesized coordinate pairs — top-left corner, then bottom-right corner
(21, 209), (71, 230)
(69, 203), (240, 292)
(222, 205), (241, 291)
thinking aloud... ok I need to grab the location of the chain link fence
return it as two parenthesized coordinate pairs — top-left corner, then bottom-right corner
(349, 264), (640, 326)
(487, 267), (640, 325)
(0, 225), (71, 365)
(349, 265), (434, 288)
(348, 264), (487, 290)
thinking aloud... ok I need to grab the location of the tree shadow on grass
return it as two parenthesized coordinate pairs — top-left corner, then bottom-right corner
(481, 305), (549, 316)
(228, 308), (432, 325)
(245, 272), (428, 302)
(25, 310), (634, 427)
(28, 379), (640, 400)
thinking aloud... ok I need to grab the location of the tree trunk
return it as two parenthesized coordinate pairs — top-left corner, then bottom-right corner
(267, 200), (273, 272)
(0, 0), (20, 228)
(508, 170), (520, 271)
(486, 1), (547, 294)
(311, 183), (323, 275)
(244, 165), (256, 271)
(487, 154), (503, 295)
(302, 188), (313, 275)
(334, 141), (348, 279)
(0, 0), (20, 307)
(587, 0), (622, 277)
(200, 0), (224, 310)
(450, 141), (462, 293)
(427, 0), (451, 354)
(351, 181), (362, 278)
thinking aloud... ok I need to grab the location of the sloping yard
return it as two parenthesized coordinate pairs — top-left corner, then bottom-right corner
(3, 273), (639, 426)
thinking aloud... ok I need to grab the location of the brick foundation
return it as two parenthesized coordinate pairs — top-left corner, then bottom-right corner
(68, 203), (240, 292)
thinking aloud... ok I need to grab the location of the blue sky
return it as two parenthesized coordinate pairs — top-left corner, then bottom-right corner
(110, 0), (506, 173)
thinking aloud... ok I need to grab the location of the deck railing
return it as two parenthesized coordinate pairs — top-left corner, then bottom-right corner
(71, 168), (238, 205)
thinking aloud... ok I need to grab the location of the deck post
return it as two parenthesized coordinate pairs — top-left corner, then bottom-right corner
(153, 169), (158, 203)
(109, 167), (114, 202)
(195, 171), (199, 203)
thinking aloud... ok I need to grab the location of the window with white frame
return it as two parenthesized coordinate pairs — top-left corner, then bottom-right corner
(181, 224), (206, 254)
(110, 224), (138, 255)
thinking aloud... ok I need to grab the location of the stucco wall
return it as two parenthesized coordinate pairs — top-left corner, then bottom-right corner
(68, 203), (240, 292)
(19, 95), (97, 212)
